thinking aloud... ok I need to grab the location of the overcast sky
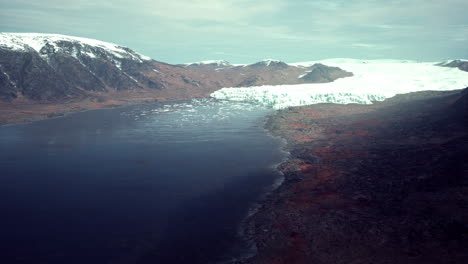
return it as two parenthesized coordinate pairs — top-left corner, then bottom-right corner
(1, 0), (467, 64)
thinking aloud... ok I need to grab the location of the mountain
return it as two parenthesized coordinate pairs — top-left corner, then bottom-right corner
(0, 33), (352, 107)
(179, 59), (353, 88)
(0, 33), (158, 101)
(437, 59), (468, 72)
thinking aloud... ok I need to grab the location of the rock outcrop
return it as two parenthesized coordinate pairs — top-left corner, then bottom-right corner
(437, 59), (468, 72)
(299, 63), (353, 83)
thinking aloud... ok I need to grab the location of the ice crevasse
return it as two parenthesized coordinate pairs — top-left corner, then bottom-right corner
(211, 59), (468, 109)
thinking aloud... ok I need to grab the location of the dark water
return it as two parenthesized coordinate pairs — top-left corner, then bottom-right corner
(0, 99), (286, 264)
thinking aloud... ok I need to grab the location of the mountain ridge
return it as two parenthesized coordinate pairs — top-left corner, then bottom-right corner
(2, 33), (466, 125)
(0, 32), (352, 105)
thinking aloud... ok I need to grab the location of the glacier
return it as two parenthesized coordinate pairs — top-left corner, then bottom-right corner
(211, 59), (468, 109)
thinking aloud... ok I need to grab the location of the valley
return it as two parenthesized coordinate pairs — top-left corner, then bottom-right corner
(1, 32), (468, 264)
(0, 33), (351, 125)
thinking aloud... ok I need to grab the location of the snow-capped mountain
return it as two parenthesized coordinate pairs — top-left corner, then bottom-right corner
(1, 33), (466, 111)
(211, 59), (468, 109)
(0, 33), (152, 62)
(0, 33), (168, 101)
(0, 33), (352, 103)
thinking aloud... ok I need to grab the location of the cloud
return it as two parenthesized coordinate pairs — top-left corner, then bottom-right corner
(352, 43), (392, 50)
(11, 0), (285, 22)
(5, 0), (108, 10)
(142, 0), (284, 22)
(0, 0), (467, 62)
(352, 43), (378, 48)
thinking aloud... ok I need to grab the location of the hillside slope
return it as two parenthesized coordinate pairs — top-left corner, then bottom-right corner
(246, 88), (468, 264)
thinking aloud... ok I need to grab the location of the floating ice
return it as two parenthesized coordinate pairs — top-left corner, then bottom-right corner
(120, 98), (270, 130)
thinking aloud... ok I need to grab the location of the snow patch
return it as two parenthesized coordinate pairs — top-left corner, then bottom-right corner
(211, 60), (468, 109)
(75, 58), (100, 79)
(136, 52), (152, 61)
(129, 76), (139, 83)
(85, 51), (96, 58)
(298, 71), (312, 79)
(0, 67), (17, 88)
(113, 60), (122, 69)
(124, 73), (139, 83)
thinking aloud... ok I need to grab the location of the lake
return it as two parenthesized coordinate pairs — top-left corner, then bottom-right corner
(0, 99), (286, 264)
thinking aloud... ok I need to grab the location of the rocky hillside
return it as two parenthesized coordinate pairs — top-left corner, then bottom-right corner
(245, 88), (468, 264)
(0, 33), (195, 102)
(179, 59), (352, 87)
(0, 33), (352, 105)
(437, 59), (468, 72)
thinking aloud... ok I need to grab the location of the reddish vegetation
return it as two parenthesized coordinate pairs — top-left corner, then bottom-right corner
(0, 89), (171, 125)
(244, 90), (468, 264)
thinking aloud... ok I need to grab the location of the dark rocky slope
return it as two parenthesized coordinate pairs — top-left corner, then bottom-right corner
(298, 63), (351, 83)
(180, 60), (352, 88)
(437, 59), (468, 72)
(244, 88), (468, 264)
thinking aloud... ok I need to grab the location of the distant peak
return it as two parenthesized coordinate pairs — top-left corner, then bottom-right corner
(250, 59), (288, 67)
(184, 60), (231, 66)
(436, 59), (468, 72)
(437, 59), (468, 66)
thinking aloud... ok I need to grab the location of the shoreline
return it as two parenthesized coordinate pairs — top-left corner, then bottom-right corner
(222, 113), (291, 264)
(239, 89), (468, 264)
(236, 112), (301, 263)
(1, 88), (463, 127)
(0, 95), (211, 127)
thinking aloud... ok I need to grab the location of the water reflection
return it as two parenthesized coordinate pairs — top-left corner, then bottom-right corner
(0, 99), (286, 264)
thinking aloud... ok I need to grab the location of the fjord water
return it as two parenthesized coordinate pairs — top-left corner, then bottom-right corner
(0, 99), (286, 264)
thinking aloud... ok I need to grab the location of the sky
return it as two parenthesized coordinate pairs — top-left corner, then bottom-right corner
(0, 0), (467, 64)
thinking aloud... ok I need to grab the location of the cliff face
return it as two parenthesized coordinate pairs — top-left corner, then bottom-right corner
(0, 33), (352, 105)
(0, 49), (84, 101)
